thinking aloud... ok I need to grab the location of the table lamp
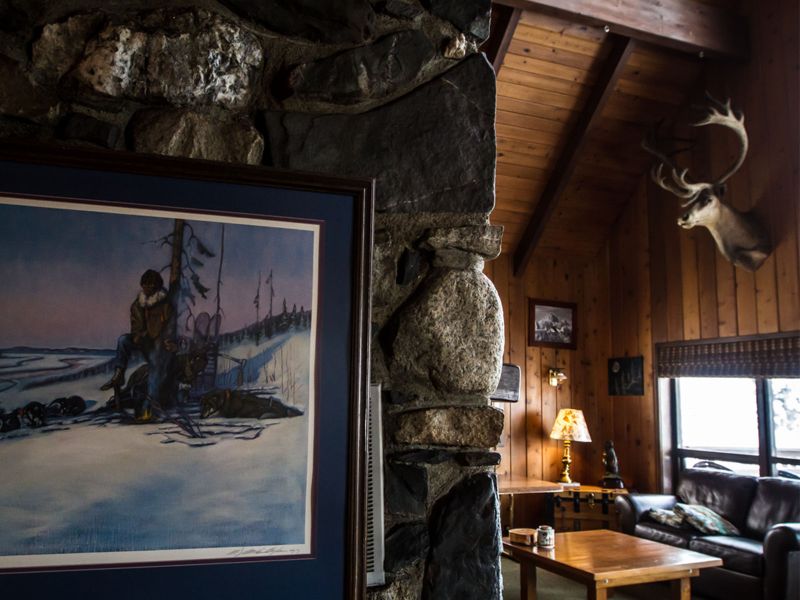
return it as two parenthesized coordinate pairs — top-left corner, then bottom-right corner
(549, 408), (591, 485)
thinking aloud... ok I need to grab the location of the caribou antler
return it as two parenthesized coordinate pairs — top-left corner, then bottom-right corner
(641, 94), (771, 272)
(651, 164), (709, 203)
(641, 121), (706, 205)
(643, 93), (749, 207)
(692, 93), (748, 187)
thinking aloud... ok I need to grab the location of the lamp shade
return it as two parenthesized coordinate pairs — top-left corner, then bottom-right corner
(549, 408), (591, 442)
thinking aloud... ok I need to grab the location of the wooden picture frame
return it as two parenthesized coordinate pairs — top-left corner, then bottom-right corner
(528, 299), (577, 349)
(0, 144), (373, 600)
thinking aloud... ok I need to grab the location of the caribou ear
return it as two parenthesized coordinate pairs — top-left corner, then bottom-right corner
(716, 182), (728, 197)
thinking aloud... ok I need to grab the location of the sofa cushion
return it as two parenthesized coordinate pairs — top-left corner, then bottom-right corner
(677, 468), (758, 532)
(635, 522), (699, 548)
(745, 477), (800, 539)
(648, 507), (685, 528)
(675, 503), (741, 535)
(689, 535), (764, 577)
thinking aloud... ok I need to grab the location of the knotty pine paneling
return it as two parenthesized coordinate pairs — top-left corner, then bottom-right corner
(488, 253), (600, 488)
(648, 0), (800, 343)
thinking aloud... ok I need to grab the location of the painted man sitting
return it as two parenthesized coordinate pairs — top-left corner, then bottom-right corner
(101, 269), (177, 417)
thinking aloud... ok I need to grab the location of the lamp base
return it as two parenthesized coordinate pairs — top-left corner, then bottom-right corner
(560, 481), (580, 488)
(558, 440), (574, 484)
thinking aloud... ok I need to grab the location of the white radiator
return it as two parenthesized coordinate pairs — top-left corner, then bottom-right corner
(366, 383), (386, 587)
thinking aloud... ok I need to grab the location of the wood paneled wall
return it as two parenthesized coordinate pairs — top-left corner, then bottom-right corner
(649, 0), (800, 343)
(487, 0), (799, 498)
(485, 254), (591, 486)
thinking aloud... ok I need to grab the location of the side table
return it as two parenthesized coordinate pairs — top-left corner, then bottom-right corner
(499, 478), (563, 532)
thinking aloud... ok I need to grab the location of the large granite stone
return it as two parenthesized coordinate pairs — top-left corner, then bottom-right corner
(371, 213), (487, 336)
(385, 462), (428, 516)
(0, 1), (35, 62)
(427, 0), (491, 41)
(396, 248), (425, 285)
(0, 56), (60, 122)
(74, 10), (262, 109)
(423, 473), (501, 600)
(378, 0), (425, 20)
(32, 13), (103, 85)
(455, 451), (501, 467)
(130, 109), (264, 164)
(393, 406), (504, 447)
(58, 113), (121, 148)
(422, 225), (503, 258)
(369, 562), (424, 600)
(222, 0), (376, 44)
(384, 522), (429, 572)
(389, 449), (452, 464)
(266, 54), (495, 213)
(288, 30), (435, 105)
(390, 268), (503, 394)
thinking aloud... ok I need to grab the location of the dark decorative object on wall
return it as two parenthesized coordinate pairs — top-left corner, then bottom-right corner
(527, 299), (577, 349)
(601, 440), (625, 489)
(490, 363), (520, 403)
(0, 145), (373, 600)
(608, 356), (644, 396)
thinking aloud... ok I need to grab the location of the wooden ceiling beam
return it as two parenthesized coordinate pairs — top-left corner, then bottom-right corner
(482, 4), (523, 73)
(494, 0), (746, 59)
(512, 34), (634, 277)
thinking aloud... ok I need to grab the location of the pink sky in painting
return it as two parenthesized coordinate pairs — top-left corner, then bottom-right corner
(0, 200), (316, 349)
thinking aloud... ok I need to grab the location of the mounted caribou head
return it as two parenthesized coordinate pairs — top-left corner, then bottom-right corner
(643, 95), (772, 272)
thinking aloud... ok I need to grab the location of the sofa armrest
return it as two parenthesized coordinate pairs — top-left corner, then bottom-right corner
(615, 494), (678, 535)
(763, 523), (800, 600)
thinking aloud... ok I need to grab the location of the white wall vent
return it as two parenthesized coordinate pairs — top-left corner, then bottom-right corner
(366, 383), (386, 587)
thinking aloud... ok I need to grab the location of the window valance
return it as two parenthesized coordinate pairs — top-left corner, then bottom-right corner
(655, 332), (800, 378)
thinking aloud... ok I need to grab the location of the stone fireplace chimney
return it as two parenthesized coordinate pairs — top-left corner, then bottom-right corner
(0, 1), (504, 597)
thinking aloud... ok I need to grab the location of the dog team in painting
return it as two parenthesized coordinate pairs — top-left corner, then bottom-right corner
(0, 266), (306, 432)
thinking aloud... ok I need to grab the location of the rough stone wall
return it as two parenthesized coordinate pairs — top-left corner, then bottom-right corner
(0, 1), (504, 597)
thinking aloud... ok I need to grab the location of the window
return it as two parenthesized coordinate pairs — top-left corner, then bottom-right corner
(656, 333), (800, 482)
(656, 333), (800, 483)
(669, 376), (800, 479)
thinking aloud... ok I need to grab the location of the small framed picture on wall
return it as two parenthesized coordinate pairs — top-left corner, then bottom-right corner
(608, 356), (645, 396)
(528, 299), (577, 349)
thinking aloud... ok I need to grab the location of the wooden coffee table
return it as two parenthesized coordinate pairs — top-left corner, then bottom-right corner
(503, 529), (723, 600)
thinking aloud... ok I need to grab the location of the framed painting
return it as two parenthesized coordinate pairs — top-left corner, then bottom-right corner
(608, 356), (645, 396)
(0, 144), (372, 600)
(528, 299), (577, 349)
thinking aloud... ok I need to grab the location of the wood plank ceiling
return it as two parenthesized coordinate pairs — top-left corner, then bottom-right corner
(486, 0), (744, 276)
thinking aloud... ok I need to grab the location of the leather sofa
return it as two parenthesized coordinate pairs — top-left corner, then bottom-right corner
(615, 468), (800, 600)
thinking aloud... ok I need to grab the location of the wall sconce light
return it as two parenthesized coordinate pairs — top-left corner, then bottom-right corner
(547, 367), (567, 387)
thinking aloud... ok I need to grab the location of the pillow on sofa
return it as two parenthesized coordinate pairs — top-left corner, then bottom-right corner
(647, 507), (685, 528)
(674, 503), (740, 535)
